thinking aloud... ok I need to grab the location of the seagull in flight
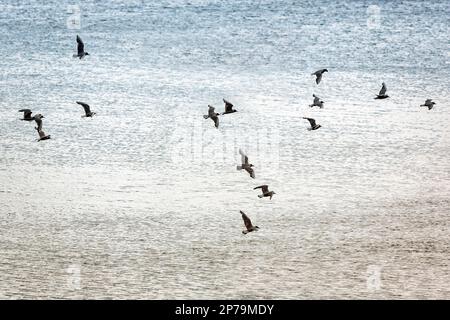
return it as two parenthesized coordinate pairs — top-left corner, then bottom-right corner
(76, 101), (96, 118)
(237, 149), (255, 178)
(18, 109), (34, 121)
(375, 82), (389, 99)
(420, 99), (435, 110)
(222, 98), (237, 115)
(33, 114), (44, 132)
(73, 35), (89, 59)
(311, 69), (328, 84)
(203, 105), (220, 128)
(37, 130), (51, 142)
(309, 94), (324, 108)
(254, 185), (276, 200)
(240, 210), (259, 234)
(303, 117), (321, 130)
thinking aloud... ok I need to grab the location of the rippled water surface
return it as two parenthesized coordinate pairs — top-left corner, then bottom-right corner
(0, 0), (449, 299)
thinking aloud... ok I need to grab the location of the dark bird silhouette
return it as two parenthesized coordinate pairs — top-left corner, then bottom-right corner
(203, 105), (220, 128)
(33, 114), (44, 132)
(303, 117), (321, 130)
(309, 94), (324, 108)
(420, 99), (435, 110)
(18, 109), (34, 121)
(76, 101), (96, 117)
(222, 98), (237, 115)
(240, 210), (259, 234)
(254, 185), (276, 200)
(73, 35), (89, 59)
(37, 130), (51, 142)
(375, 82), (389, 99)
(311, 69), (328, 84)
(237, 149), (255, 178)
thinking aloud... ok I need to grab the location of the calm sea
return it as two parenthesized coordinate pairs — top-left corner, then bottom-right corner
(0, 0), (449, 299)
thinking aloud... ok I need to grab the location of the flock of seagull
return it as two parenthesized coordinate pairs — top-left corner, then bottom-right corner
(16, 35), (438, 235)
(201, 65), (437, 234)
(203, 99), (275, 233)
(18, 100), (96, 141)
(18, 35), (95, 141)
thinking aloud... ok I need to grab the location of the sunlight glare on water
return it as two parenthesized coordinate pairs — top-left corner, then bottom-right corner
(0, 0), (449, 299)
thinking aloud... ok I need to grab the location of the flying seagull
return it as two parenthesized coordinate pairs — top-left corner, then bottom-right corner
(18, 109), (34, 121)
(303, 117), (321, 130)
(237, 149), (255, 178)
(309, 94), (324, 108)
(37, 130), (51, 142)
(240, 210), (259, 235)
(76, 101), (96, 117)
(375, 82), (389, 99)
(203, 105), (220, 128)
(254, 185), (276, 200)
(311, 69), (328, 84)
(33, 114), (44, 132)
(222, 98), (237, 115)
(420, 99), (435, 110)
(73, 35), (89, 59)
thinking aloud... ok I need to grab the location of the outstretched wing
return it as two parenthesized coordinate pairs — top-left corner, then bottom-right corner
(424, 99), (432, 105)
(19, 109), (32, 118)
(208, 105), (216, 116)
(303, 117), (316, 127)
(315, 73), (322, 84)
(239, 149), (249, 165)
(34, 114), (43, 130)
(254, 185), (268, 193)
(313, 96), (320, 104)
(223, 99), (233, 112)
(240, 211), (253, 230)
(379, 83), (387, 96)
(245, 166), (255, 178)
(76, 101), (91, 115)
(213, 115), (219, 128)
(76, 35), (84, 55)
